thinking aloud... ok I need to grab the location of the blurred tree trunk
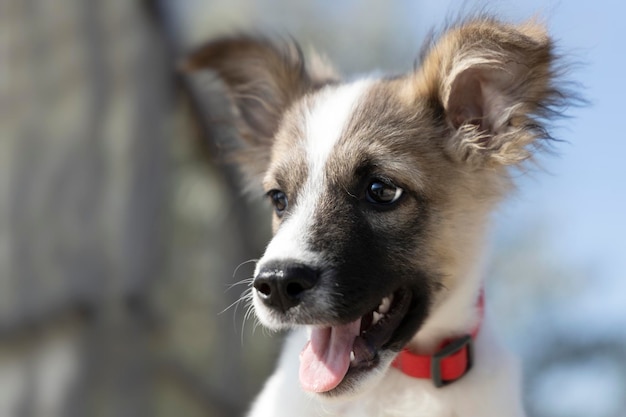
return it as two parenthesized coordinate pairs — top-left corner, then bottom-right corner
(1, 0), (269, 415)
(2, 0), (171, 416)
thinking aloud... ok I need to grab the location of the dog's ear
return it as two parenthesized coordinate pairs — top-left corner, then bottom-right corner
(183, 36), (337, 187)
(417, 18), (564, 166)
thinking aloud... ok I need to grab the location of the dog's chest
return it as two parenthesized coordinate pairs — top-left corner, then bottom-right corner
(344, 374), (457, 417)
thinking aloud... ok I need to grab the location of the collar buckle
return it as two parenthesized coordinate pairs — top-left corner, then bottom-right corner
(431, 334), (474, 387)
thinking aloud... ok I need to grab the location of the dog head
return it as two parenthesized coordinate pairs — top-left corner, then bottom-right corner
(187, 18), (565, 396)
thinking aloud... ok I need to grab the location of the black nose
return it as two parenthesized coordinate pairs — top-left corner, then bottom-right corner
(253, 262), (319, 312)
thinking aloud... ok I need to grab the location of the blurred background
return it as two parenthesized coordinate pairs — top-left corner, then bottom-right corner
(1, 0), (624, 416)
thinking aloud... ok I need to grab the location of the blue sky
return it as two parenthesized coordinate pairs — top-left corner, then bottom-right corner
(497, 0), (626, 316)
(509, 1), (626, 267)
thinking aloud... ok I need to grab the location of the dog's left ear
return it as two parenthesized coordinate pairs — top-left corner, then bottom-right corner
(181, 36), (338, 189)
(417, 18), (564, 166)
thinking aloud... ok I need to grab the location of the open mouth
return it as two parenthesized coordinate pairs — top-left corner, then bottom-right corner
(298, 289), (412, 393)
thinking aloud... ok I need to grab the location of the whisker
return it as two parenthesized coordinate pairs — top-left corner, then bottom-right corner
(244, 302), (256, 323)
(219, 291), (249, 315)
(240, 304), (248, 345)
(241, 300), (257, 345)
(232, 258), (259, 279)
(224, 276), (254, 292)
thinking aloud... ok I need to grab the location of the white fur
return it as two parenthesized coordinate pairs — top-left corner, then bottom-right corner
(254, 81), (373, 328)
(303, 80), (373, 178)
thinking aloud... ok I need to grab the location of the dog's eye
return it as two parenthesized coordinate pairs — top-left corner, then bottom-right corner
(366, 180), (403, 205)
(267, 190), (288, 216)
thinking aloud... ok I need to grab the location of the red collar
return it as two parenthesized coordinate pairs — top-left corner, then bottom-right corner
(391, 291), (484, 387)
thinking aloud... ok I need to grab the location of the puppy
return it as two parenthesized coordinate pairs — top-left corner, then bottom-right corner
(186, 16), (568, 417)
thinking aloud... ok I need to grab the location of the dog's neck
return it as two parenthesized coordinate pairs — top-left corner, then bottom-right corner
(408, 249), (488, 355)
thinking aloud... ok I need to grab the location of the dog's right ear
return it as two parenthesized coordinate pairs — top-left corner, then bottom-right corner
(414, 18), (568, 168)
(182, 36), (337, 188)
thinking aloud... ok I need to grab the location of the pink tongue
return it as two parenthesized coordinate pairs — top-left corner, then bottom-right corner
(299, 319), (361, 393)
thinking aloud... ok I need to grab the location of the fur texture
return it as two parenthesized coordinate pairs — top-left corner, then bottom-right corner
(186, 16), (570, 417)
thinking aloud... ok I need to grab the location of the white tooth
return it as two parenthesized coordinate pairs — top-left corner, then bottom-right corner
(372, 311), (382, 325)
(378, 296), (392, 314)
(350, 351), (356, 362)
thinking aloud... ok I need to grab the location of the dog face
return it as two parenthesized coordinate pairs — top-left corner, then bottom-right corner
(187, 18), (564, 396)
